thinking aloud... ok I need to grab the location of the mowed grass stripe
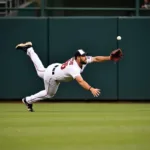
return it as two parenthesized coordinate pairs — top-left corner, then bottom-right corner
(0, 103), (150, 150)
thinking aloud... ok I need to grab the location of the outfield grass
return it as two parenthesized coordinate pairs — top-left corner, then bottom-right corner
(0, 103), (150, 150)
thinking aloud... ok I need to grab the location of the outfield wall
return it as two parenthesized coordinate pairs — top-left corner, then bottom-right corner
(0, 17), (150, 100)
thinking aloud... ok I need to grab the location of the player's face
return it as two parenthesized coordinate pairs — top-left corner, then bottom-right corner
(80, 55), (87, 64)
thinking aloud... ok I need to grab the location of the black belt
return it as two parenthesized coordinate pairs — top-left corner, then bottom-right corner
(52, 65), (58, 75)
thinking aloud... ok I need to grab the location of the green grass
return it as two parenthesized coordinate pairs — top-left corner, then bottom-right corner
(0, 103), (150, 150)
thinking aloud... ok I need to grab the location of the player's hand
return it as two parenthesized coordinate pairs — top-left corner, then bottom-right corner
(90, 88), (101, 97)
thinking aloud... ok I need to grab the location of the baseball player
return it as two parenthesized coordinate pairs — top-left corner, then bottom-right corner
(16, 42), (122, 112)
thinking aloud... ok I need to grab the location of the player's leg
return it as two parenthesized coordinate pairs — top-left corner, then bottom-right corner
(22, 78), (60, 112)
(44, 78), (60, 98)
(22, 89), (51, 112)
(25, 78), (60, 103)
(16, 42), (45, 79)
(23, 89), (50, 112)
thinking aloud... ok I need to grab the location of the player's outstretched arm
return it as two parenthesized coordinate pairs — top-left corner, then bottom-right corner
(91, 48), (123, 63)
(92, 56), (111, 63)
(75, 76), (100, 97)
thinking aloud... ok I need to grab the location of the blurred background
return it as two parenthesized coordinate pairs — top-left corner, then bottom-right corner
(0, 0), (150, 17)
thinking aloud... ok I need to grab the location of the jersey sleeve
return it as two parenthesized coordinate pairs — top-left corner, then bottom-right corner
(68, 67), (81, 79)
(86, 56), (93, 64)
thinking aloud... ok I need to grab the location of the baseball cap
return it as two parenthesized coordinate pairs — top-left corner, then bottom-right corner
(74, 49), (87, 57)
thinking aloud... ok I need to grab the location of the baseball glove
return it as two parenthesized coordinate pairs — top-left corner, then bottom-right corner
(110, 48), (123, 62)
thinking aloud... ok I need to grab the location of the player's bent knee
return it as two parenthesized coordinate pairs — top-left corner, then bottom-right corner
(37, 71), (45, 79)
(45, 94), (54, 99)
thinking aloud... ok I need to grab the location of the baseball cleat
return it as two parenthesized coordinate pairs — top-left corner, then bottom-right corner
(22, 98), (34, 112)
(15, 42), (32, 52)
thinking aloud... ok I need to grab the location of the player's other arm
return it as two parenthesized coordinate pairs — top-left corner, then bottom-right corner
(92, 56), (111, 63)
(75, 76), (100, 97)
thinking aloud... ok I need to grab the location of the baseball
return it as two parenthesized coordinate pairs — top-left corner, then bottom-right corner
(117, 36), (121, 40)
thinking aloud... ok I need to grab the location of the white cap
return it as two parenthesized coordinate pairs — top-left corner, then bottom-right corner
(74, 49), (87, 57)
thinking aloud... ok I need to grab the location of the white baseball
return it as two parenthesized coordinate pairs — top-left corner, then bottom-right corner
(117, 36), (121, 40)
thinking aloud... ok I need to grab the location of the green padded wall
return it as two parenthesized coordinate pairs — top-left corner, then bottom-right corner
(118, 17), (150, 99)
(0, 18), (48, 99)
(1, 17), (150, 100)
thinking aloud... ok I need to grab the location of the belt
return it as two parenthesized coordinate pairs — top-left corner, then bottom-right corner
(52, 65), (58, 75)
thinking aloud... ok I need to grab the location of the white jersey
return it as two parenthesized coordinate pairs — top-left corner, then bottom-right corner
(45, 56), (93, 82)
